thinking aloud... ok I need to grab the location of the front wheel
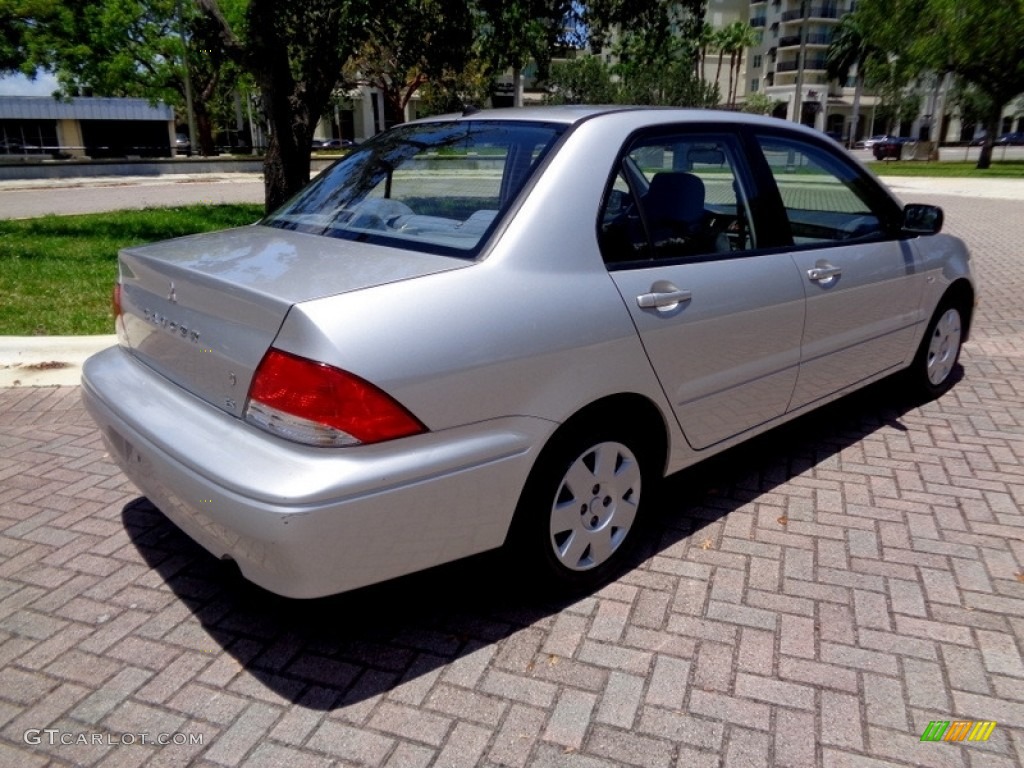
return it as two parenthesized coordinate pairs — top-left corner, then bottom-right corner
(909, 301), (965, 399)
(509, 426), (653, 594)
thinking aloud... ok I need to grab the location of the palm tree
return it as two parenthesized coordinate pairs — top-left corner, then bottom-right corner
(697, 23), (716, 82)
(712, 26), (730, 96)
(708, 22), (758, 108)
(723, 21), (760, 108)
(826, 12), (878, 147)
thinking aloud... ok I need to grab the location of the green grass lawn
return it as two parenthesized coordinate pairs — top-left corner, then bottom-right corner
(869, 159), (1024, 178)
(2, 159), (1020, 337)
(0, 204), (263, 336)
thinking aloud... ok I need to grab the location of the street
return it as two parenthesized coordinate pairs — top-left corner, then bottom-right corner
(0, 174), (265, 220)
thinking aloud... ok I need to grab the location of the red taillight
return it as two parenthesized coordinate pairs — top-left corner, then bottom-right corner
(245, 348), (426, 447)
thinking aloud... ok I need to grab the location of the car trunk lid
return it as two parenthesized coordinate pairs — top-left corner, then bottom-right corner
(116, 224), (467, 418)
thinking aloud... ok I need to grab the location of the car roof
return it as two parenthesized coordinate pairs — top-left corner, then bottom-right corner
(406, 105), (775, 128)
(404, 105), (841, 147)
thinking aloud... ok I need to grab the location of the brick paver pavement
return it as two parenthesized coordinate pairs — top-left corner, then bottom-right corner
(1, 192), (1022, 767)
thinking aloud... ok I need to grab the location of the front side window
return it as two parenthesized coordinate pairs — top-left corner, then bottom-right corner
(264, 121), (566, 257)
(755, 134), (889, 244)
(600, 133), (756, 265)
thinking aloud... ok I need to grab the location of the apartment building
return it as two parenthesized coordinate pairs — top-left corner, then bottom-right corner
(748, 0), (880, 141)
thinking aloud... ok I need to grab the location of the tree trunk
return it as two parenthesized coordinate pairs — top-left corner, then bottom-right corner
(976, 108), (1001, 170)
(726, 54), (734, 107)
(197, 107), (220, 156)
(730, 51), (740, 106)
(848, 72), (863, 148)
(513, 66), (523, 107)
(262, 129), (312, 212)
(260, 78), (315, 211)
(383, 92), (405, 129)
(245, 1), (328, 212)
(196, 75), (221, 157)
(196, 0), (353, 212)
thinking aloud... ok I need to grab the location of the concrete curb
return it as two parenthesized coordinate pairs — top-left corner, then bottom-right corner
(878, 175), (1024, 201)
(0, 335), (115, 387)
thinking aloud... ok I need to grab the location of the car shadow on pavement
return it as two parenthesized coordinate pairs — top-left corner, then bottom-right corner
(120, 369), (959, 711)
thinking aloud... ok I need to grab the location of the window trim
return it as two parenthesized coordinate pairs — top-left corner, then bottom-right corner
(597, 124), (772, 271)
(741, 126), (906, 251)
(262, 120), (569, 261)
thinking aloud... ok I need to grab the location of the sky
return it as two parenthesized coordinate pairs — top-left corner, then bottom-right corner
(0, 71), (60, 97)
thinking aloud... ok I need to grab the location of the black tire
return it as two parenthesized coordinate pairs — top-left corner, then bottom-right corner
(508, 424), (654, 595)
(908, 300), (965, 400)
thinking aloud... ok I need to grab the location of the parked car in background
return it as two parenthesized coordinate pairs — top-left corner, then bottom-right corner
(175, 133), (191, 156)
(966, 132), (1024, 146)
(83, 107), (974, 599)
(860, 135), (891, 150)
(995, 132), (1024, 146)
(317, 138), (358, 150)
(872, 136), (913, 160)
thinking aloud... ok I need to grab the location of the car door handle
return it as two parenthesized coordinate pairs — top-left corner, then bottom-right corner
(807, 264), (842, 281)
(636, 287), (693, 309)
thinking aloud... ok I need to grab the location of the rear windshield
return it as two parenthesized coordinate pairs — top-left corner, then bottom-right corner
(262, 120), (567, 258)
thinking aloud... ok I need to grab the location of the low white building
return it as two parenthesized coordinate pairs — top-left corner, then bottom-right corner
(0, 95), (175, 158)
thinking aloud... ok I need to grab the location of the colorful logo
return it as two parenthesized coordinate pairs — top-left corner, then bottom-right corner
(920, 721), (997, 742)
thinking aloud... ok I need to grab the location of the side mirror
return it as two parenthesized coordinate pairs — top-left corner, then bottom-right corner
(902, 203), (943, 235)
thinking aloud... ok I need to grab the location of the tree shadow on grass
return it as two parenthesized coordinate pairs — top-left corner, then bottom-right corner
(121, 372), (950, 710)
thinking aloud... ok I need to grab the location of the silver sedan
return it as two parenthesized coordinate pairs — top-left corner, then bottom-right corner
(82, 107), (974, 598)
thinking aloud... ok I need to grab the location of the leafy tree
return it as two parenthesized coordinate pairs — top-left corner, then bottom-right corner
(475, 0), (580, 107)
(948, 79), (993, 144)
(346, 0), (473, 128)
(605, 0), (717, 108)
(858, 0), (1024, 168)
(585, 0), (706, 60)
(15, 0), (237, 156)
(542, 55), (616, 104)
(1012, 95), (1024, 123)
(541, 49), (718, 108)
(197, 0), (375, 211)
(742, 91), (784, 115)
(868, 58), (922, 135)
(417, 58), (494, 116)
(615, 52), (719, 108)
(0, 0), (33, 74)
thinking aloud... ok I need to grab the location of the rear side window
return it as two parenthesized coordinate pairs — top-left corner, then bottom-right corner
(600, 133), (756, 265)
(264, 121), (565, 258)
(755, 134), (887, 244)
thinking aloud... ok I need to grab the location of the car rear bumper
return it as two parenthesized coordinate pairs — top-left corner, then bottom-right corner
(82, 345), (550, 598)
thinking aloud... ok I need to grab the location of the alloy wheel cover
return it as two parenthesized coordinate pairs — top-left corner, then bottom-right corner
(927, 308), (962, 386)
(549, 440), (642, 571)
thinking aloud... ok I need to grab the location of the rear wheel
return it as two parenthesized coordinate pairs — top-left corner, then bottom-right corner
(909, 300), (964, 399)
(510, 425), (653, 594)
